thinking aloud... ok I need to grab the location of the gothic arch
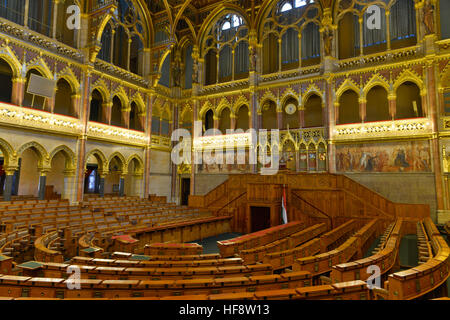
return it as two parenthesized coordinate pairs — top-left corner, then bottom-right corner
(107, 151), (127, 173)
(336, 78), (361, 100)
(49, 145), (76, 171)
(0, 138), (16, 167)
(363, 74), (390, 98)
(85, 149), (108, 173)
(197, 4), (251, 51)
(0, 46), (22, 78)
(17, 141), (50, 168)
(25, 58), (53, 80)
(126, 154), (144, 175)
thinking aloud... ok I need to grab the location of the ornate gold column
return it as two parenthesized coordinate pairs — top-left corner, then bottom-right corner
(359, 97), (367, 123)
(277, 110), (283, 130)
(122, 108), (130, 129)
(143, 92), (154, 198)
(427, 59), (445, 213)
(388, 93), (396, 120)
(75, 68), (92, 203)
(230, 114), (236, 130)
(71, 93), (81, 119)
(11, 77), (25, 106)
(52, 0), (61, 39)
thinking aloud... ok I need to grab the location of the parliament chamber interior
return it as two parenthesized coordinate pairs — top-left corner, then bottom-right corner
(0, 0), (448, 303)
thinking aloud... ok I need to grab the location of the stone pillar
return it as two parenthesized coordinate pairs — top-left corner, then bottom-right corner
(71, 94), (81, 119)
(298, 107), (305, 128)
(46, 88), (56, 113)
(326, 79), (336, 173)
(421, 91), (428, 117)
(62, 170), (76, 203)
(133, 173), (144, 198)
(190, 96), (199, 196)
(11, 78), (25, 106)
(277, 110), (283, 130)
(118, 175), (125, 197)
(104, 102), (112, 125)
(171, 102), (179, 202)
(52, 0), (60, 39)
(388, 94), (396, 120)
(213, 116), (219, 131)
(98, 173), (106, 198)
(144, 94), (153, 198)
(3, 167), (17, 202)
(138, 113), (146, 132)
(427, 61), (445, 213)
(38, 170), (49, 200)
(230, 115), (236, 130)
(122, 109), (130, 128)
(75, 70), (91, 203)
(334, 102), (340, 124)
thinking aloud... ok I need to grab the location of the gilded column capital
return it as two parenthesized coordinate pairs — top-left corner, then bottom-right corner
(4, 166), (18, 176)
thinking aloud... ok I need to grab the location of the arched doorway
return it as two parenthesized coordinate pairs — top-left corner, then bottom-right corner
(304, 94), (322, 127)
(89, 89), (105, 123)
(124, 157), (143, 197)
(261, 100), (277, 130)
(111, 96), (123, 127)
(338, 90), (360, 124)
(17, 147), (42, 198)
(219, 108), (231, 134)
(54, 78), (74, 117)
(236, 105), (249, 131)
(0, 58), (13, 103)
(395, 81), (423, 119)
(366, 86), (390, 122)
(106, 155), (125, 196)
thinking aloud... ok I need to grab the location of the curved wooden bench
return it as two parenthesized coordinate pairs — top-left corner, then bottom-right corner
(293, 219), (382, 277)
(387, 218), (450, 300)
(330, 219), (402, 283)
(240, 223), (326, 264)
(217, 221), (305, 257)
(144, 243), (203, 256)
(0, 269), (311, 299)
(34, 231), (64, 263)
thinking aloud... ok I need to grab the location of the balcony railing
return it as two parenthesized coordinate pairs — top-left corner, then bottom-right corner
(87, 121), (148, 146)
(0, 102), (83, 135)
(332, 118), (431, 141)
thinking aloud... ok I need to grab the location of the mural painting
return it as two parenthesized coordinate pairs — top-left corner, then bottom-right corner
(336, 141), (431, 173)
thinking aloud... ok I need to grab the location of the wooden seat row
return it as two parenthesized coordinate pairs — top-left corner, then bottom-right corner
(24, 261), (273, 280)
(111, 252), (222, 261)
(293, 219), (381, 277)
(240, 223), (327, 265)
(0, 229), (31, 258)
(69, 256), (243, 268)
(144, 243), (203, 256)
(0, 270), (313, 299)
(264, 238), (321, 270)
(217, 221), (305, 257)
(330, 219), (401, 283)
(319, 219), (359, 251)
(0, 279), (371, 300)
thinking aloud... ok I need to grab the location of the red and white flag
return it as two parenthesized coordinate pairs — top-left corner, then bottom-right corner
(282, 185), (288, 224)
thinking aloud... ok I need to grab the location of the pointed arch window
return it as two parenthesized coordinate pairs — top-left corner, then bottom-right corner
(98, 0), (146, 75)
(203, 13), (249, 85)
